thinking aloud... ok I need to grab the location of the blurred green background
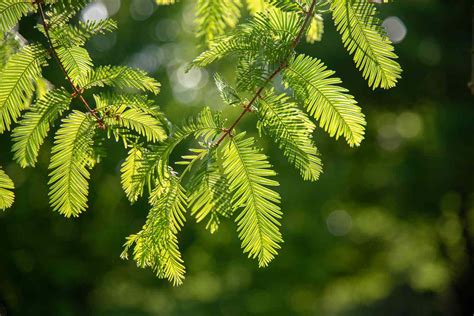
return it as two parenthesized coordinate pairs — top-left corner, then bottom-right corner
(1, 0), (473, 315)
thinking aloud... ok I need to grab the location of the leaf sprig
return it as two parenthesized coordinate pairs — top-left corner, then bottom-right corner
(0, 0), (402, 285)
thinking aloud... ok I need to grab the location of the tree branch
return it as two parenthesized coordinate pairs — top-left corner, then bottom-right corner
(214, 0), (318, 146)
(35, 0), (105, 128)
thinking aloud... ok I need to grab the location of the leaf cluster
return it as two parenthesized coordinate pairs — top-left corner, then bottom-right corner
(0, 0), (163, 220)
(0, 0), (402, 285)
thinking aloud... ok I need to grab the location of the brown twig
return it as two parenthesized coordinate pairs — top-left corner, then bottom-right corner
(214, 0), (318, 146)
(35, 0), (105, 128)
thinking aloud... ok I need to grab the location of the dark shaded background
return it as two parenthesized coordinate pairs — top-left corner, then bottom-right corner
(1, 0), (473, 315)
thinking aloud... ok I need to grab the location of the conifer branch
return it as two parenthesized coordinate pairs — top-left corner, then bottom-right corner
(35, 0), (105, 128)
(0, 0), (403, 284)
(214, 0), (318, 146)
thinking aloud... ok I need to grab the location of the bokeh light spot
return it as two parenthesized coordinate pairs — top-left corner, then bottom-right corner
(382, 16), (407, 44)
(177, 67), (203, 89)
(155, 19), (180, 42)
(327, 210), (352, 236)
(396, 111), (423, 138)
(101, 0), (121, 16)
(130, 0), (155, 21)
(128, 45), (162, 73)
(418, 38), (442, 66)
(81, 2), (109, 22)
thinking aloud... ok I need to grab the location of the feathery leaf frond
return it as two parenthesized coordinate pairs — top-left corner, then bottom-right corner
(196, 0), (241, 45)
(0, 0), (35, 33)
(283, 54), (366, 146)
(122, 175), (187, 285)
(94, 93), (165, 122)
(257, 91), (322, 181)
(121, 145), (146, 203)
(0, 167), (15, 211)
(104, 106), (167, 143)
(56, 46), (93, 85)
(48, 19), (118, 48)
(191, 34), (239, 68)
(48, 111), (97, 217)
(188, 149), (233, 233)
(125, 107), (221, 203)
(81, 65), (161, 94)
(12, 88), (72, 168)
(0, 44), (48, 133)
(46, 0), (91, 14)
(95, 93), (167, 145)
(192, 9), (302, 68)
(267, 0), (302, 12)
(331, 0), (402, 89)
(221, 132), (282, 267)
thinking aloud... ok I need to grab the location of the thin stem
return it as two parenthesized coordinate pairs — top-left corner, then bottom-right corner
(291, 0), (318, 48)
(35, 0), (104, 127)
(214, 0), (318, 146)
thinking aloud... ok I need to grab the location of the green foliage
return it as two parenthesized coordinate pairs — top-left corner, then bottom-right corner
(81, 65), (161, 94)
(221, 133), (282, 267)
(0, 1), (164, 218)
(267, 0), (303, 12)
(56, 45), (93, 84)
(48, 19), (118, 48)
(246, 0), (267, 14)
(188, 149), (233, 234)
(0, 167), (15, 211)
(196, 0), (241, 45)
(122, 107), (222, 204)
(121, 145), (146, 203)
(100, 98), (167, 143)
(306, 13), (324, 43)
(331, 0), (402, 89)
(157, 0), (302, 45)
(48, 111), (97, 217)
(0, 0), (402, 284)
(0, 44), (48, 133)
(122, 175), (187, 286)
(256, 91), (322, 181)
(186, 0), (400, 275)
(12, 88), (72, 168)
(0, 0), (35, 33)
(192, 9), (302, 69)
(282, 54), (366, 146)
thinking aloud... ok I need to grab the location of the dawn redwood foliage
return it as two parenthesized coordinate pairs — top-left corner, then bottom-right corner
(0, 0), (401, 285)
